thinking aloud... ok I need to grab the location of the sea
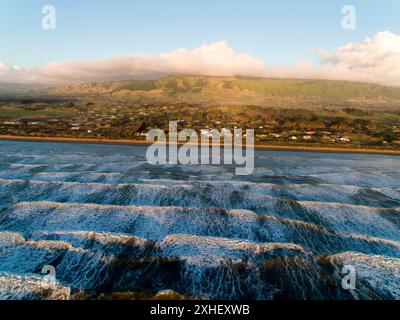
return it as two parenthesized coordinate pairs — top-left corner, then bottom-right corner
(0, 140), (399, 300)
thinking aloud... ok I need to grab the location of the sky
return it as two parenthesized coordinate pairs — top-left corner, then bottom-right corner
(1, 0), (400, 85)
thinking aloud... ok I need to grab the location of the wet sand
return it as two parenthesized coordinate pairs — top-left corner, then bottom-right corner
(0, 134), (400, 156)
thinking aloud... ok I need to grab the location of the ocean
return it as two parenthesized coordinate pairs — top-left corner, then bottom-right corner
(0, 140), (399, 300)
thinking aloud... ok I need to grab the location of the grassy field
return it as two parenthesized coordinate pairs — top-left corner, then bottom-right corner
(0, 104), (67, 118)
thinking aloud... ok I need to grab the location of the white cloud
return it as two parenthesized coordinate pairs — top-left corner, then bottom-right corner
(309, 31), (400, 86)
(0, 41), (265, 85)
(261, 31), (400, 85)
(1, 32), (400, 86)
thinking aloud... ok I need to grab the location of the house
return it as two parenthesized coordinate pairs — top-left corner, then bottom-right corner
(3, 121), (19, 125)
(135, 131), (147, 137)
(269, 133), (281, 138)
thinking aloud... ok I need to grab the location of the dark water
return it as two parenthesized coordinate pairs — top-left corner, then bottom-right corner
(0, 140), (399, 300)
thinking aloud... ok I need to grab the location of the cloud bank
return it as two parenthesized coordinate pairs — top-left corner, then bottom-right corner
(1, 31), (400, 86)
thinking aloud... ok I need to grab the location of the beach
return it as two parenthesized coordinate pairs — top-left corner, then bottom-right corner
(1, 135), (400, 156)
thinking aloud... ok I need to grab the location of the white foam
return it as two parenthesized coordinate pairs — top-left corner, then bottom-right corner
(0, 273), (70, 300)
(300, 201), (400, 241)
(330, 252), (400, 299)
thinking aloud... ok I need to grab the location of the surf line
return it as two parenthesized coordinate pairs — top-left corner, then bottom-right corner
(145, 121), (254, 175)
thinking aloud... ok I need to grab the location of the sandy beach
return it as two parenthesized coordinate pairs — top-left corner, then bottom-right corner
(1, 134), (400, 156)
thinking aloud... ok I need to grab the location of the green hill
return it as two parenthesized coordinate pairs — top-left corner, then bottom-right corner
(35, 76), (400, 110)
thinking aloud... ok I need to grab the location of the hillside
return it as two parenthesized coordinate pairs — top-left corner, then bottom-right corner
(0, 83), (50, 95)
(34, 76), (400, 110)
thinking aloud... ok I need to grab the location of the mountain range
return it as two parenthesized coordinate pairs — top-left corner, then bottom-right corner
(3, 76), (400, 110)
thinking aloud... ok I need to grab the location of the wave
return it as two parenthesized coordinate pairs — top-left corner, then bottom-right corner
(159, 234), (306, 260)
(308, 172), (400, 189)
(2, 202), (399, 258)
(0, 161), (147, 173)
(299, 201), (400, 241)
(2, 174), (399, 213)
(0, 178), (279, 210)
(1, 177), (399, 214)
(139, 179), (400, 207)
(328, 252), (400, 300)
(31, 171), (124, 183)
(1, 177), (399, 246)
(1, 141), (400, 300)
(0, 273), (71, 300)
(0, 230), (398, 300)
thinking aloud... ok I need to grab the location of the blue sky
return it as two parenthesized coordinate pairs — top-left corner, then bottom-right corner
(1, 0), (400, 67)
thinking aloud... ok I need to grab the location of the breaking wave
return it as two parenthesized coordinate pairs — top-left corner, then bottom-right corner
(0, 140), (399, 300)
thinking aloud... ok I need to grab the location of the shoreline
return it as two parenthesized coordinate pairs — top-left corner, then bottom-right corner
(0, 135), (400, 156)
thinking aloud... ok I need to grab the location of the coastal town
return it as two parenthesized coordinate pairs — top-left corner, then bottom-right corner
(0, 99), (399, 149)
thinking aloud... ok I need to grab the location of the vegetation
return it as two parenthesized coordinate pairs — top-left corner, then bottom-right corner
(0, 101), (399, 149)
(34, 75), (400, 111)
(1, 76), (399, 150)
